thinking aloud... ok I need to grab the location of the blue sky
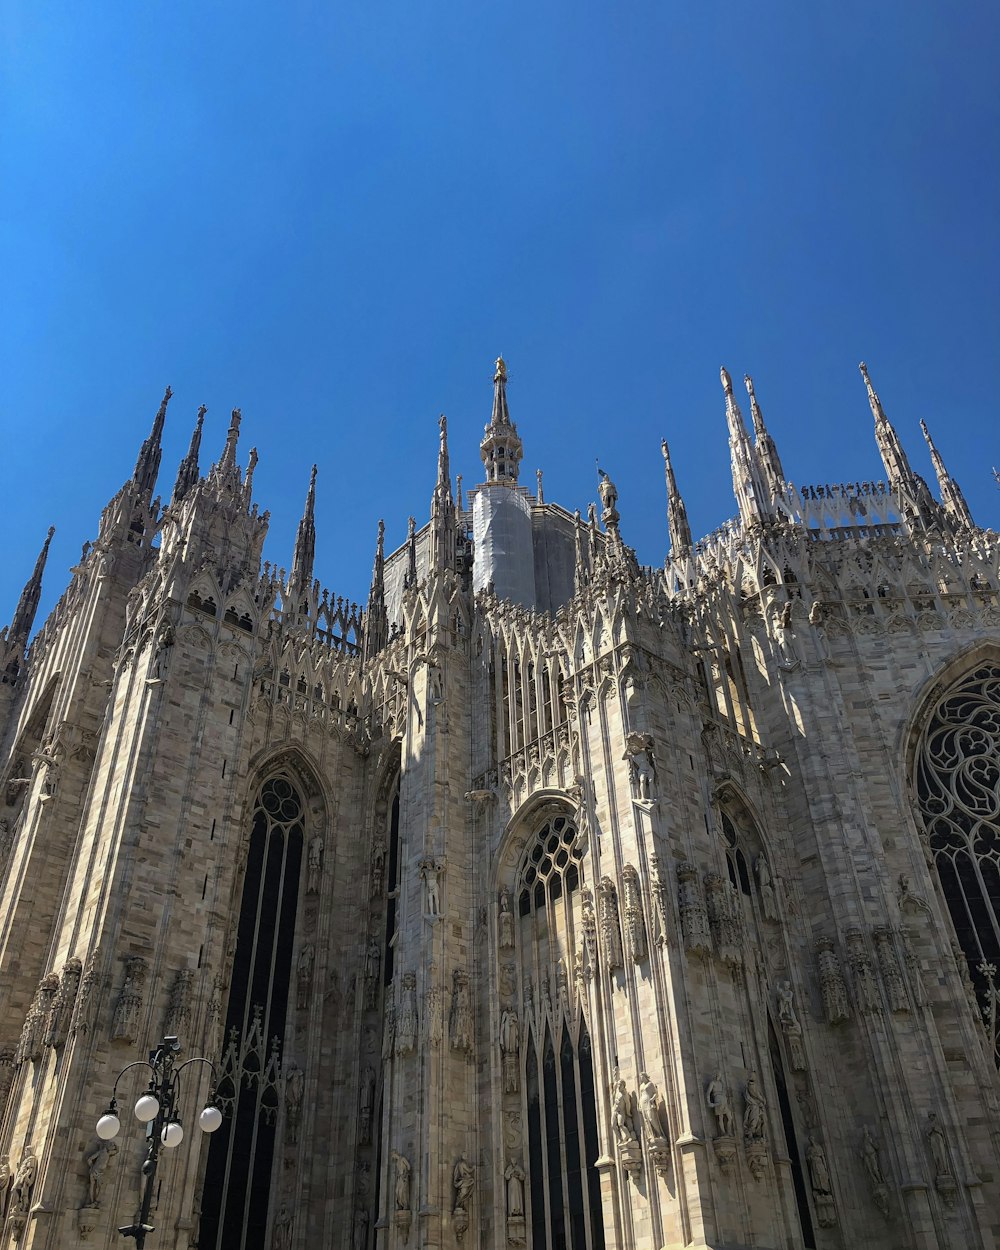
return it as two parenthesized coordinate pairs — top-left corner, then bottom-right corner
(2, 3), (998, 624)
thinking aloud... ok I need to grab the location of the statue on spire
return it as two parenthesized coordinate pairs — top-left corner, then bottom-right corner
(481, 354), (522, 484)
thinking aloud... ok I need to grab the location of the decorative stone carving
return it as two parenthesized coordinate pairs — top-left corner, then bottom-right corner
(581, 889), (598, 968)
(359, 1064), (375, 1145)
(44, 957), (82, 1050)
(623, 732), (656, 801)
(860, 1125), (890, 1217)
(500, 1008), (519, 1093)
(677, 862), (712, 957)
(846, 929), (881, 1015)
(706, 1072), (735, 1139)
(926, 1113), (957, 1207)
(307, 833), (324, 895)
(450, 969), (473, 1053)
(109, 956), (148, 1043)
(370, 840), (386, 899)
(10, 1148), (37, 1225)
(873, 927), (908, 1013)
(419, 858), (443, 919)
(18, 974), (60, 1063)
(897, 872), (931, 915)
(0, 1047), (15, 1118)
(597, 877), (624, 969)
(164, 969), (193, 1040)
(284, 1063), (304, 1145)
(816, 937), (851, 1024)
(705, 874), (741, 968)
(620, 865), (647, 964)
(396, 973), (418, 1056)
(84, 1139), (118, 1206)
(364, 938), (381, 1011)
(381, 1003), (396, 1061)
(637, 1071), (670, 1174)
(611, 1070), (642, 1178)
(899, 927), (926, 1008)
(648, 853), (669, 947)
(271, 1200), (292, 1250)
(742, 1071), (766, 1142)
(424, 975), (443, 1048)
(806, 1136), (836, 1227)
(776, 981), (807, 1071)
(77, 1205), (99, 1241)
(452, 1154), (475, 1241)
(69, 948), (100, 1040)
(498, 888), (515, 949)
(352, 1208), (369, 1250)
(755, 854), (779, 922)
(296, 944), (314, 1012)
(391, 1151), (412, 1241)
(505, 1158), (526, 1245)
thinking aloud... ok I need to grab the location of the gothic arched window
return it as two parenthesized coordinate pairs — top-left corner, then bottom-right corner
(200, 775), (306, 1250)
(513, 812), (605, 1250)
(915, 662), (1000, 1066)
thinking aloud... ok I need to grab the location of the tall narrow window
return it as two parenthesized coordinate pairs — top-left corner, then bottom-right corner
(514, 813), (605, 1250)
(200, 775), (306, 1250)
(915, 662), (1000, 1067)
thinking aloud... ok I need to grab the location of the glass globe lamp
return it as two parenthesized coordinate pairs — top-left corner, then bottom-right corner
(161, 1120), (184, 1148)
(96, 1110), (121, 1140)
(199, 1105), (223, 1134)
(134, 1092), (160, 1122)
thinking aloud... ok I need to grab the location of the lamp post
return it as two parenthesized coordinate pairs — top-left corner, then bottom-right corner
(95, 1035), (223, 1250)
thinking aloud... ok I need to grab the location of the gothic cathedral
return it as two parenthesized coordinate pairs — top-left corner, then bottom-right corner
(0, 358), (997, 1250)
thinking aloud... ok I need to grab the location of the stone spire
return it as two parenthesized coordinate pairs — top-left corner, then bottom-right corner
(172, 405), (205, 503)
(661, 437), (692, 557)
(859, 362), (915, 487)
(364, 519), (388, 661)
(403, 516), (418, 590)
(921, 419), (974, 530)
(211, 409), (243, 485)
(291, 465), (318, 590)
(744, 375), (786, 499)
(431, 415), (456, 572)
(132, 386), (172, 497)
(9, 527), (55, 645)
(480, 356), (523, 485)
(722, 367), (771, 526)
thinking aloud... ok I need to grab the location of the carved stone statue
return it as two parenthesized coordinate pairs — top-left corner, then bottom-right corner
(11, 1150), (37, 1214)
(498, 889), (515, 949)
(419, 859), (443, 918)
(453, 1153), (475, 1211)
(364, 938), (380, 1010)
(271, 1200), (292, 1250)
(284, 1063), (304, 1145)
(755, 855), (779, 922)
(505, 1158), (525, 1217)
(83, 1140), (117, 1207)
(500, 1008), (520, 1093)
(449, 969), (473, 1052)
(370, 842), (386, 899)
(637, 1072), (669, 1141)
(776, 981), (807, 1070)
(743, 1072), (766, 1142)
(611, 1071), (636, 1144)
(391, 1151), (411, 1210)
(806, 1136), (836, 1227)
(926, 1113), (949, 1177)
(307, 834), (324, 894)
(352, 1207), (369, 1250)
(706, 1072), (735, 1138)
(898, 872), (931, 915)
(296, 944), (314, 1011)
(860, 1125), (890, 1215)
(396, 973), (418, 1056)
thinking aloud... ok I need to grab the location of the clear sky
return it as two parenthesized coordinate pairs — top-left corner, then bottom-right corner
(2, 3), (998, 626)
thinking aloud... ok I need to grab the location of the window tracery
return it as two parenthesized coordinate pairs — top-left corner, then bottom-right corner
(915, 662), (1000, 1066)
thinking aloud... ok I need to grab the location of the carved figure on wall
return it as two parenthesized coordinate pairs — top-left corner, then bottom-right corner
(611, 1070), (636, 1144)
(284, 1063), (304, 1145)
(381, 1003), (396, 1061)
(352, 1208), (369, 1250)
(581, 889), (598, 967)
(874, 927), (908, 1013)
(637, 1072), (669, 1141)
(755, 854), (779, 922)
(706, 1073), (735, 1138)
(846, 928), (880, 1015)
(11, 1150), (37, 1214)
(359, 1065), (375, 1145)
(648, 853), (669, 947)
(364, 938), (380, 1010)
(897, 872), (931, 915)
(500, 1009), (520, 1093)
(498, 889), (515, 949)
(860, 1126), (890, 1216)
(597, 877), (624, 969)
(370, 842), (386, 899)
(111, 957), (147, 1043)
(505, 1158), (525, 1216)
(621, 865), (648, 963)
(806, 1136), (836, 1227)
(271, 1201), (292, 1250)
(453, 1154), (475, 1211)
(743, 1072), (766, 1142)
(164, 969), (193, 1040)
(419, 859), (443, 918)
(307, 834), (324, 895)
(296, 944), (314, 1012)
(391, 1151), (411, 1210)
(396, 973), (418, 1056)
(677, 862), (712, 956)
(84, 1140), (117, 1206)
(926, 1113), (955, 1201)
(450, 969), (473, 1052)
(69, 948), (100, 1040)
(44, 958), (82, 1050)
(776, 981), (807, 1070)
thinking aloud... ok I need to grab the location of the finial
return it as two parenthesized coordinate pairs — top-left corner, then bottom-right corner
(720, 366), (733, 396)
(172, 405), (206, 503)
(743, 375), (755, 401)
(536, 468), (544, 504)
(132, 384), (173, 496)
(456, 474), (463, 511)
(9, 526), (56, 644)
(290, 461), (317, 589)
(494, 356), (507, 384)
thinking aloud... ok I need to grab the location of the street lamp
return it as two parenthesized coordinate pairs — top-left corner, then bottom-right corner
(96, 1035), (222, 1249)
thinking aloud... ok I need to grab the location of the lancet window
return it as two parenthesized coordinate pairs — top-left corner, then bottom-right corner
(200, 774), (306, 1250)
(512, 811), (604, 1250)
(493, 642), (570, 762)
(914, 662), (1000, 1066)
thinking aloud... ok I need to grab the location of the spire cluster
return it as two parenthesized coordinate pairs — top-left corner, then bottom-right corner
(479, 356), (523, 485)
